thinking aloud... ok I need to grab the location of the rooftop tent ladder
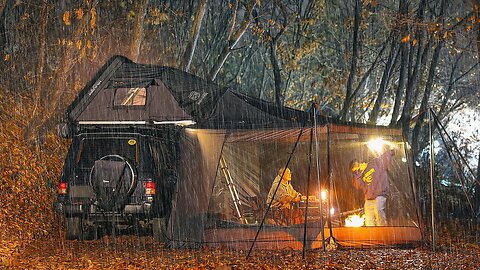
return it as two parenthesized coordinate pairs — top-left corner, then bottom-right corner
(220, 157), (246, 224)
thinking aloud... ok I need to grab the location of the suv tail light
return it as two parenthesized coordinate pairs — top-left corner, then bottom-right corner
(145, 181), (156, 195)
(58, 182), (67, 195)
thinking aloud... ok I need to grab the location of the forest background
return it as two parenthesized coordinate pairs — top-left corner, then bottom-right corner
(0, 0), (479, 256)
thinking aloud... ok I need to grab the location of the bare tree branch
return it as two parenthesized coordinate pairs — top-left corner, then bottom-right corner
(180, 0), (208, 72)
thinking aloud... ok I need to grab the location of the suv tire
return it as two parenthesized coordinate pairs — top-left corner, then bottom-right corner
(152, 217), (167, 242)
(89, 155), (137, 211)
(66, 217), (83, 240)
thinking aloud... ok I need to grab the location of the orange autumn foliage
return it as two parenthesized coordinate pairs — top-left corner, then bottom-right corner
(0, 90), (69, 241)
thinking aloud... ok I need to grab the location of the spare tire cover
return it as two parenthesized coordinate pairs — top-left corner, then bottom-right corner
(90, 156), (135, 211)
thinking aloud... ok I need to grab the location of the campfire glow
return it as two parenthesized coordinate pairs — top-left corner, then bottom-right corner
(345, 214), (365, 227)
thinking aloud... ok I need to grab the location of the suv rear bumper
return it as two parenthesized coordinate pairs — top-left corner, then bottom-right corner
(54, 202), (152, 217)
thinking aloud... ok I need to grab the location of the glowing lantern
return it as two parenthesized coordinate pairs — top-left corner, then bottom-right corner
(367, 138), (387, 155)
(367, 138), (395, 155)
(345, 214), (365, 227)
(320, 190), (328, 201)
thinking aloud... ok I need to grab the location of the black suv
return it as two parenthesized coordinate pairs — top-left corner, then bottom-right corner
(55, 127), (178, 240)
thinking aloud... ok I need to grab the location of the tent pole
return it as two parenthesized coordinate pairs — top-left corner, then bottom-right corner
(326, 124), (335, 244)
(428, 108), (436, 251)
(302, 124), (315, 258)
(402, 132), (425, 239)
(314, 105), (326, 251)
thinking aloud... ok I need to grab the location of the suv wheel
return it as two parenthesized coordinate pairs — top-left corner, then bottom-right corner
(152, 217), (167, 242)
(66, 217), (98, 240)
(89, 155), (137, 211)
(66, 217), (84, 240)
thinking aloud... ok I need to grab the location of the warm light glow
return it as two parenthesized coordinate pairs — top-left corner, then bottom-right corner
(367, 138), (395, 155)
(321, 190), (328, 201)
(330, 207), (335, 215)
(367, 138), (387, 154)
(345, 214), (365, 227)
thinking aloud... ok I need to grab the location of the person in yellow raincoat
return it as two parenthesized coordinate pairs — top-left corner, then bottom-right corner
(267, 167), (304, 225)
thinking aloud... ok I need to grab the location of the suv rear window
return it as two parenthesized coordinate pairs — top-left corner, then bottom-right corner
(113, 87), (147, 106)
(77, 138), (138, 168)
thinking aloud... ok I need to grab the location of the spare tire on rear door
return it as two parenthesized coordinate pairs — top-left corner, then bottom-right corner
(89, 155), (137, 211)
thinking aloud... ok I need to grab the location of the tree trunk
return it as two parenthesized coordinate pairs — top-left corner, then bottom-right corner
(23, 1), (97, 144)
(340, 0), (361, 121)
(475, 0), (480, 62)
(475, 150), (480, 217)
(207, 0), (256, 81)
(128, 0), (149, 62)
(390, 41), (408, 126)
(270, 38), (284, 107)
(411, 0), (446, 153)
(399, 0), (428, 132)
(475, 2), (479, 190)
(399, 42), (427, 131)
(32, 2), (49, 117)
(0, 0), (7, 16)
(389, 0), (413, 126)
(411, 40), (443, 152)
(369, 39), (397, 124)
(180, 0), (208, 72)
(351, 37), (390, 108)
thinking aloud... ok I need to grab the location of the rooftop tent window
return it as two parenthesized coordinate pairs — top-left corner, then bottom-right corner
(113, 87), (147, 106)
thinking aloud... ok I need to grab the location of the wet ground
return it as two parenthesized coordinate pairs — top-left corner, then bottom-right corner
(1, 234), (479, 269)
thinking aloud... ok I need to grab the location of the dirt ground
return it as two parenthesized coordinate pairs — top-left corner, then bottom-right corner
(1, 234), (479, 269)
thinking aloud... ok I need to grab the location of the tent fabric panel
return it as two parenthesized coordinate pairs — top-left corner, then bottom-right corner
(328, 124), (404, 136)
(201, 90), (306, 129)
(327, 132), (420, 227)
(220, 123), (399, 144)
(146, 83), (192, 121)
(168, 129), (227, 246)
(172, 125), (423, 249)
(66, 55), (228, 125)
(152, 69), (227, 121)
(76, 83), (193, 123)
(77, 87), (147, 122)
(315, 227), (423, 248)
(107, 63), (225, 123)
(228, 91), (309, 125)
(202, 226), (422, 249)
(207, 142), (261, 223)
(223, 127), (329, 143)
(68, 56), (126, 121)
(203, 228), (303, 250)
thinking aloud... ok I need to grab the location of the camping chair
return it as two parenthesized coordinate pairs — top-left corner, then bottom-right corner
(265, 207), (290, 226)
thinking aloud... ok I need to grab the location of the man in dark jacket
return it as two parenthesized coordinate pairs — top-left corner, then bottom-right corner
(350, 147), (395, 226)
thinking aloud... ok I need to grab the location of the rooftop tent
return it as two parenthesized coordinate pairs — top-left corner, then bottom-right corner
(168, 121), (424, 249)
(62, 55), (226, 130)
